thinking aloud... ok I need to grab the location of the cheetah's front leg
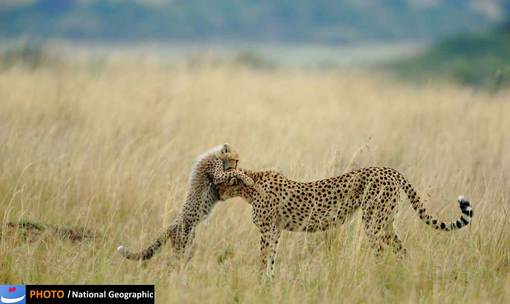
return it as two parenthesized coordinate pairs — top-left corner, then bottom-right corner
(259, 225), (281, 279)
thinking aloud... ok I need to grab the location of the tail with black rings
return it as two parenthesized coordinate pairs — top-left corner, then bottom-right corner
(392, 169), (473, 231)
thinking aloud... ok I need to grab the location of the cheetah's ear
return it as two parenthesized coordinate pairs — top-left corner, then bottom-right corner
(221, 144), (230, 153)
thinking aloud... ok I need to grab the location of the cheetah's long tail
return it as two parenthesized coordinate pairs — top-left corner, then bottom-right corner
(395, 171), (473, 231)
(117, 226), (173, 261)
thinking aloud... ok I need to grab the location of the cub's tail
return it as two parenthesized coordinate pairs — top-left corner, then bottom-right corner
(117, 226), (173, 261)
(394, 171), (473, 231)
(3, 220), (96, 241)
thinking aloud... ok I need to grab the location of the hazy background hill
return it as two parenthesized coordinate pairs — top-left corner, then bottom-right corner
(390, 20), (510, 89)
(1, 0), (508, 43)
(1, 0), (509, 89)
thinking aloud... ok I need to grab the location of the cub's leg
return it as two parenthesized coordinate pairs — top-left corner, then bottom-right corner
(211, 159), (254, 186)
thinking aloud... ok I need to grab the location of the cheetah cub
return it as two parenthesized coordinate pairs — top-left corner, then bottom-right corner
(118, 144), (255, 261)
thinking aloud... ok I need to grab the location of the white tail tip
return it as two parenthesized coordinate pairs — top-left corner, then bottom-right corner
(117, 245), (127, 255)
(458, 195), (465, 202)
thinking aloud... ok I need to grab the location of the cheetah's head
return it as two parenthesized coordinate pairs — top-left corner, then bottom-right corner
(216, 143), (240, 170)
(217, 180), (244, 200)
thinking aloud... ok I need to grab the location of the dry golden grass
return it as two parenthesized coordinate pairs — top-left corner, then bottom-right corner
(1, 61), (509, 303)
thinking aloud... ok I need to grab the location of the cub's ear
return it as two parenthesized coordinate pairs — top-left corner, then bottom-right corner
(221, 144), (230, 153)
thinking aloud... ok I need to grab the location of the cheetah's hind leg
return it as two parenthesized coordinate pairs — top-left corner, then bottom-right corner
(382, 223), (407, 259)
(361, 194), (405, 259)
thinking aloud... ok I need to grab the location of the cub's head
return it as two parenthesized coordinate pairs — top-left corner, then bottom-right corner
(216, 143), (240, 170)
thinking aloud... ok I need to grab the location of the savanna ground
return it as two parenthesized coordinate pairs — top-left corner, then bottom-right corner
(0, 59), (509, 303)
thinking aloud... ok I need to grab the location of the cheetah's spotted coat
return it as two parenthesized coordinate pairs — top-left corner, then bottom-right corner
(218, 167), (473, 277)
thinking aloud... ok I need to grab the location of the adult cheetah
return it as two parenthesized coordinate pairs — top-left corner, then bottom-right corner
(118, 144), (257, 261)
(217, 167), (473, 277)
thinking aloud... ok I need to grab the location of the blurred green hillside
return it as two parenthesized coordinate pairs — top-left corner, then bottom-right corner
(0, 0), (508, 43)
(390, 21), (510, 89)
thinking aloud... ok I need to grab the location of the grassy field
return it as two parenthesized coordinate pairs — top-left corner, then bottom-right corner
(0, 61), (509, 303)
